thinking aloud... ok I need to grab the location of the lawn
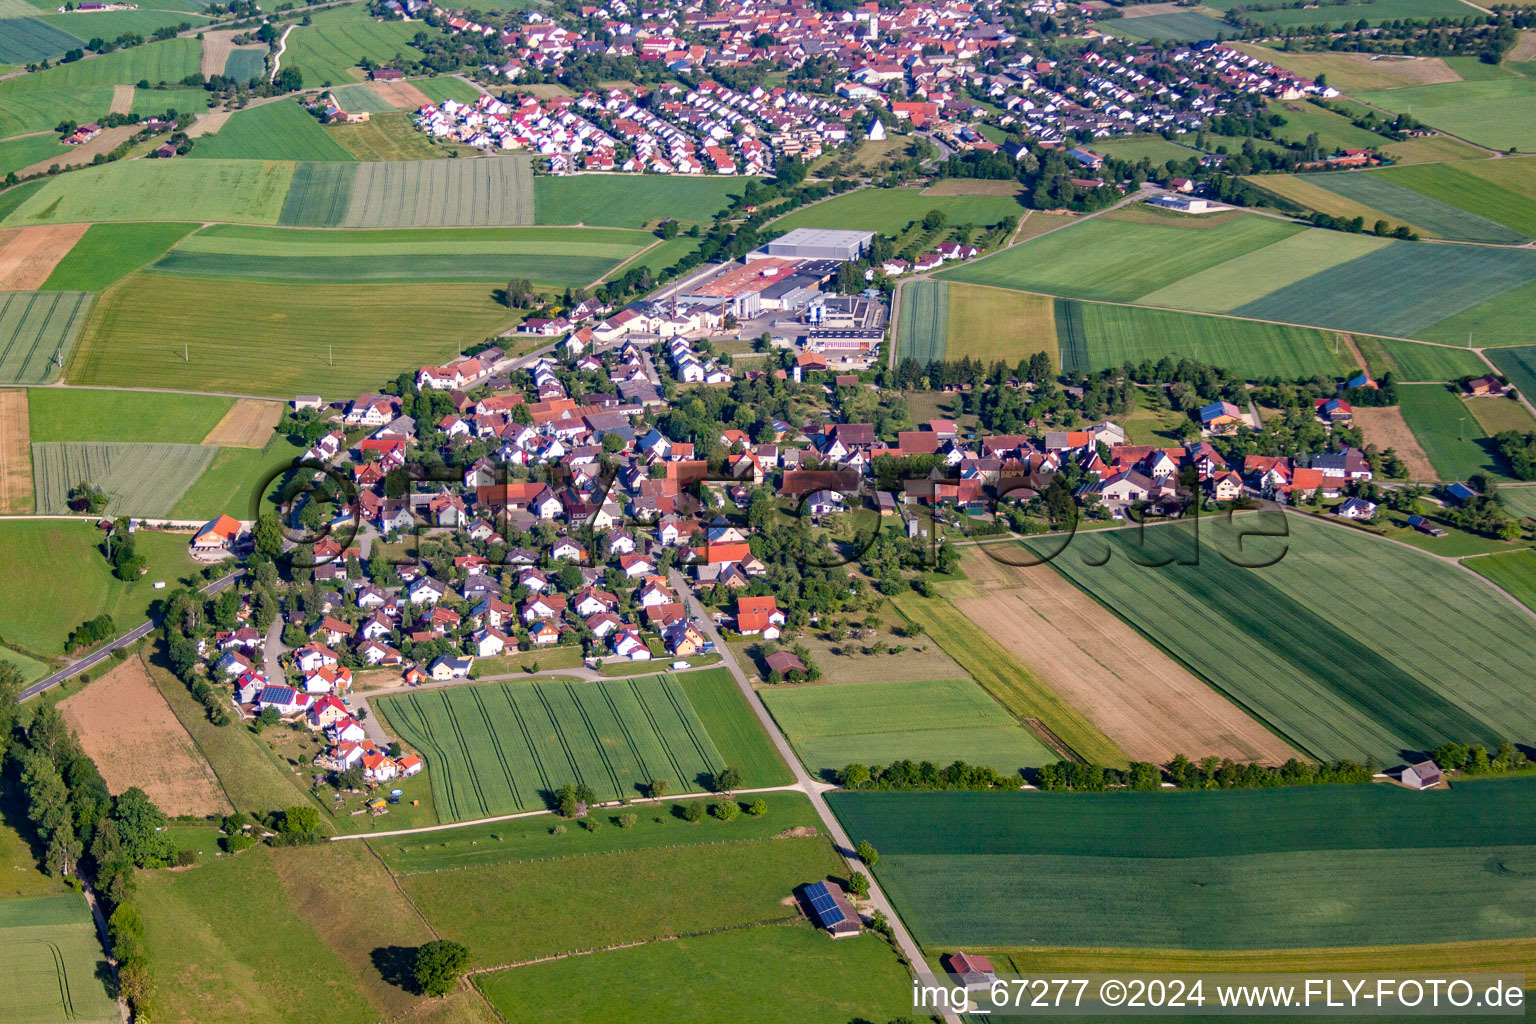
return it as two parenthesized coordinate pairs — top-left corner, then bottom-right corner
(1111, 10), (1231, 40)
(938, 213), (1301, 303)
(1301, 170), (1527, 244)
(534, 173), (744, 228)
(1373, 338), (1489, 381)
(771, 186), (1024, 236)
(68, 275), (515, 398)
(30, 441), (214, 515)
(1092, 135), (1199, 166)
(412, 74), (482, 104)
(0, 892), (118, 1024)
(1398, 383), (1509, 480)
(1357, 77), (1536, 153)
(476, 925), (913, 1024)
(41, 222), (196, 291)
(1266, 100), (1384, 153)
(1488, 346), (1536, 409)
(401, 834), (846, 966)
(370, 791), (818, 874)
(27, 387), (231, 443)
(1465, 549), (1536, 614)
(888, 593), (1126, 767)
(3, 158), (295, 226)
(1233, 241), (1536, 344)
(943, 284), (1056, 365)
(761, 676), (1054, 782)
(1063, 301), (1351, 379)
(1467, 395), (1536, 435)
(0, 290), (91, 385)
(829, 779), (1536, 950)
(168, 433), (309, 520)
(326, 110), (445, 161)
(188, 99), (355, 162)
(343, 156), (533, 227)
(379, 674), (729, 820)
(281, 3), (425, 87)
(0, 520), (194, 655)
(1025, 515), (1536, 763)
(675, 666), (792, 788)
(896, 279), (949, 363)
(151, 223), (651, 286)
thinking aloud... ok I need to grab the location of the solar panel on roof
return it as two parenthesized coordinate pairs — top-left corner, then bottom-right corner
(804, 882), (845, 927)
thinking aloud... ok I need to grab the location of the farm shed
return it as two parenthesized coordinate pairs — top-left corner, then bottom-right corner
(1401, 761), (1442, 790)
(801, 881), (860, 938)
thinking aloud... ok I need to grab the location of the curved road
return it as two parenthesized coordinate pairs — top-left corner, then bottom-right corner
(20, 568), (245, 701)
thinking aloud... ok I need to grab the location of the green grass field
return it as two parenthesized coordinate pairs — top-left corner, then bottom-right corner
(1373, 338), (1489, 381)
(1367, 161), (1536, 239)
(150, 223), (651, 286)
(412, 74), (482, 104)
(1398, 383), (1508, 480)
(939, 214), (1302, 303)
(476, 925), (913, 1024)
(0, 36), (198, 90)
(0, 892), (119, 1024)
(0, 133), (68, 178)
(1267, 100), (1384, 153)
(1205, 0), (1473, 26)
(0, 16), (83, 64)
(0, 786), (63, 899)
(1488, 346), (1536, 403)
(1025, 515), (1536, 763)
(380, 675), (730, 820)
(31, 441), (215, 516)
(401, 834), (846, 966)
(371, 791), (818, 874)
(1111, 9), (1230, 40)
(280, 3), (424, 87)
(189, 99), (355, 162)
(942, 284), (1056, 365)
(221, 46), (267, 84)
(129, 85), (210, 119)
(325, 110), (444, 161)
(327, 83), (393, 114)
(39, 8), (209, 41)
(277, 160), (355, 227)
(0, 520), (194, 654)
(675, 666), (793, 788)
(771, 185), (1024, 236)
(341, 156), (533, 226)
(1092, 135), (1200, 166)
(761, 676), (1054, 782)
(534, 173), (743, 228)
(0, 84), (113, 139)
(168, 433), (307, 519)
(1064, 301), (1352, 379)
(69, 275), (513, 397)
(41, 222), (196, 291)
(0, 291), (90, 384)
(1464, 549), (1536, 614)
(1500, 485), (1536, 521)
(3, 159), (294, 225)
(1357, 77), (1536, 153)
(889, 593), (1127, 767)
(27, 387), (230, 442)
(1301, 170), (1527, 244)
(829, 779), (1536, 950)
(897, 279), (949, 363)
(1234, 242), (1536, 343)
(615, 234), (695, 279)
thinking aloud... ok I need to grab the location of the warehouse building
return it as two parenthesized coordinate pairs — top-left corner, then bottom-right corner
(753, 227), (874, 262)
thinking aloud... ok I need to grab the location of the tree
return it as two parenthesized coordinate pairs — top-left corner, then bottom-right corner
(618, 812), (638, 828)
(682, 799), (705, 822)
(504, 277), (534, 309)
(253, 513), (284, 560)
(711, 766), (741, 793)
(848, 870), (870, 898)
(713, 799), (739, 821)
(748, 798), (767, 817)
(855, 839), (879, 868)
(840, 762), (871, 788)
(647, 778), (669, 799)
(414, 940), (471, 997)
(68, 481), (107, 514)
(280, 804), (321, 841)
(112, 788), (176, 867)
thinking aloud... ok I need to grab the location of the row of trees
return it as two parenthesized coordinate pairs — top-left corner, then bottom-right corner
(1033, 754), (1378, 791)
(838, 759), (1018, 791)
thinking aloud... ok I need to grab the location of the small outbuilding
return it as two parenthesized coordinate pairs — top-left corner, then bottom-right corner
(1401, 761), (1442, 790)
(801, 881), (860, 938)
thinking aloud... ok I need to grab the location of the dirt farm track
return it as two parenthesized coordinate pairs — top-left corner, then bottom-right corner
(951, 546), (1300, 765)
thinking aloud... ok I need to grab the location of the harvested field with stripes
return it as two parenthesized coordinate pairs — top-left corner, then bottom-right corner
(369, 77), (433, 109)
(0, 388), (30, 513)
(200, 398), (282, 447)
(31, 441), (214, 516)
(379, 675), (727, 821)
(897, 279), (948, 363)
(0, 224), (88, 290)
(0, 290), (90, 384)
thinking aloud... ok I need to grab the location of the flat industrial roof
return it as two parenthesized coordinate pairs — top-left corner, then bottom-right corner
(769, 227), (875, 247)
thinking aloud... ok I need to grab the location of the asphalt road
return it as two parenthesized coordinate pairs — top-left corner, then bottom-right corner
(20, 568), (245, 701)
